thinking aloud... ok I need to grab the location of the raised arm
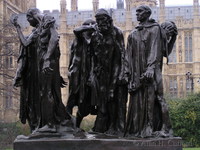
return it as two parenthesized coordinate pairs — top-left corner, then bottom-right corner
(73, 24), (96, 39)
(12, 16), (36, 47)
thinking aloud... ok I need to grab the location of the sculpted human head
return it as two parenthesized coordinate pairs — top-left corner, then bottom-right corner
(82, 19), (96, 39)
(95, 9), (113, 33)
(26, 8), (41, 27)
(136, 5), (152, 22)
(161, 21), (178, 39)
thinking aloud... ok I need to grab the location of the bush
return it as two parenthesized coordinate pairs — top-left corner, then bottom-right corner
(0, 122), (30, 150)
(167, 93), (200, 147)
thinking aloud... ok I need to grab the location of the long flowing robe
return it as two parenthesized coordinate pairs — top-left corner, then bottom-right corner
(15, 30), (40, 131)
(67, 30), (94, 117)
(37, 15), (67, 127)
(90, 26), (121, 132)
(126, 21), (165, 137)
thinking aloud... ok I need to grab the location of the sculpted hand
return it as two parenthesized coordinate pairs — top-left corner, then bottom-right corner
(108, 89), (114, 102)
(90, 23), (98, 31)
(118, 73), (128, 85)
(42, 60), (53, 75)
(128, 82), (137, 93)
(144, 68), (154, 79)
(13, 76), (23, 87)
(12, 16), (20, 28)
(166, 24), (178, 38)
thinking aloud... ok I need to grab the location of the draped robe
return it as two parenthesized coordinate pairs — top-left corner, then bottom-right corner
(126, 22), (165, 137)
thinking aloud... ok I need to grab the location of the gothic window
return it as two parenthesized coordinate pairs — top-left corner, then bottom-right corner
(186, 77), (193, 94)
(61, 8), (65, 13)
(185, 32), (193, 62)
(169, 77), (178, 98)
(15, 0), (20, 6)
(5, 83), (13, 108)
(5, 56), (14, 68)
(68, 40), (74, 55)
(179, 78), (184, 97)
(169, 43), (176, 63)
(126, 3), (130, 11)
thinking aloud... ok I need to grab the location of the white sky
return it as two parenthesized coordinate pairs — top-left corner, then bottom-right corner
(36, 0), (194, 11)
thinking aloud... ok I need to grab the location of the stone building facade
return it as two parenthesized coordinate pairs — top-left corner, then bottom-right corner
(0, 0), (36, 122)
(1, 0), (200, 122)
(55, 0), (200, 101)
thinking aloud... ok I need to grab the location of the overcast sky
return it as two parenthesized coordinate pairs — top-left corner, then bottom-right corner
(36, 0), (194, 11)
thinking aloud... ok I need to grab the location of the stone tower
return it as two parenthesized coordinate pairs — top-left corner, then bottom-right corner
(159, 0), (165, 23)
(71, 0), (78, 11)
(93, 0), (99, 15)
(125, 0), (132, 44)
(59, 0), (69, 104)
(26, 0), (36, 9)
(192, 0), (200, 92)
(117, 0), (124, 9)
(132, 0), (157, 8)
(193, 0), (199, 22)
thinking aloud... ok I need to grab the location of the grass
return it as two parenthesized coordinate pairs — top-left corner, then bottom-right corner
(183, 148), (200, 150)
(4, 147), (200, 150)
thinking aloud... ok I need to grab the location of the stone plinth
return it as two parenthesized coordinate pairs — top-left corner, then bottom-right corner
(14, 133), (182, 150)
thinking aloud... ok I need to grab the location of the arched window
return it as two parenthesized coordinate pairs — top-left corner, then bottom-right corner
(169, 77), (178, 98)
(185, 32), (193, 62)
(10, 57), (13, 68)
(6, 57), (9, 68)
(5, 83), (13, 108)
(186, 77), (193, 94)
(5, 56), (14, 68)
(168, 43), (176, 63)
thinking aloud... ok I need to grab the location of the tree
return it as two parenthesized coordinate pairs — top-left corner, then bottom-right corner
(168, 93), (200, 147)
(0, 20), (20, 116)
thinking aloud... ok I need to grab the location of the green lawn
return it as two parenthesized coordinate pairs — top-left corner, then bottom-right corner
(4, 147), (200, 150)
(184, 148), (200, 150)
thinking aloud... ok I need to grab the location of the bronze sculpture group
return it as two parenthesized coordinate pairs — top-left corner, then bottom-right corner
(12, 5), (177, 138)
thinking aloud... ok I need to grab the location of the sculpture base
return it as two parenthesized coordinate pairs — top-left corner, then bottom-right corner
(14, 132), (182, 150)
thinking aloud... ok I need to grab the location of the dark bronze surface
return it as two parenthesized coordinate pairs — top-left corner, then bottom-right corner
(125, 5), (177, 138)
(12, 8), (73, 133)
(14, 132), (182, 150)
(12, 7), (178, 148)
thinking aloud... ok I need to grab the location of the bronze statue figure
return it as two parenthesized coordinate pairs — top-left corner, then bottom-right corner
(89, 9), (126, 133)
(66, 19), (97, 128)
(13, 8), (71, 133)
(125, 5), (177, 138)
(12, 11), (40, 132)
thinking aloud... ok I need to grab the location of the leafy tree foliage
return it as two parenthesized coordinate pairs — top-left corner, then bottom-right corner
(167, 93), (200, 147)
